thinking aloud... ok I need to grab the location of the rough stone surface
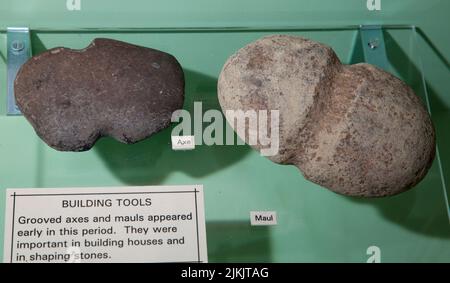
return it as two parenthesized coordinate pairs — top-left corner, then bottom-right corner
(15, 38), (184, 151)
(218, 35), (436, 197)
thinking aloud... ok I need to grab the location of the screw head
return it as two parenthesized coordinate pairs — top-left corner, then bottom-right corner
(368, 39), (379, 50)
(11, 40), (25, 53)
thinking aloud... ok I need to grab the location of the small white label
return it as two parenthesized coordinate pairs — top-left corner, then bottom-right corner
(171, 136), (195, 150)
(250, 211), (277, 226)
(3, 185), (207, 263)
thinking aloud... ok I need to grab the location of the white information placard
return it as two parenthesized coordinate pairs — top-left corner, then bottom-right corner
(3, 185), (207, 263)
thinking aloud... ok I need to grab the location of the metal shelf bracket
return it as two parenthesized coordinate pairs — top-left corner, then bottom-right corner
(7, 27), (31, 116)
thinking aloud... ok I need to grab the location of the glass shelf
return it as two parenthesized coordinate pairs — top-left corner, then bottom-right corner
(0, 25), (449, 262)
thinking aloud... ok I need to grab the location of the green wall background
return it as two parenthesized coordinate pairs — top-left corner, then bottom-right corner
(0, 0), (449, 262)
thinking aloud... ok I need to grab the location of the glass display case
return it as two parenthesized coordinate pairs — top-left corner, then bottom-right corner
(0, 0), (449, 263)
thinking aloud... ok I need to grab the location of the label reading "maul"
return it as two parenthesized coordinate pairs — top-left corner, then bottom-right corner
(250, 211), (277, 226)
